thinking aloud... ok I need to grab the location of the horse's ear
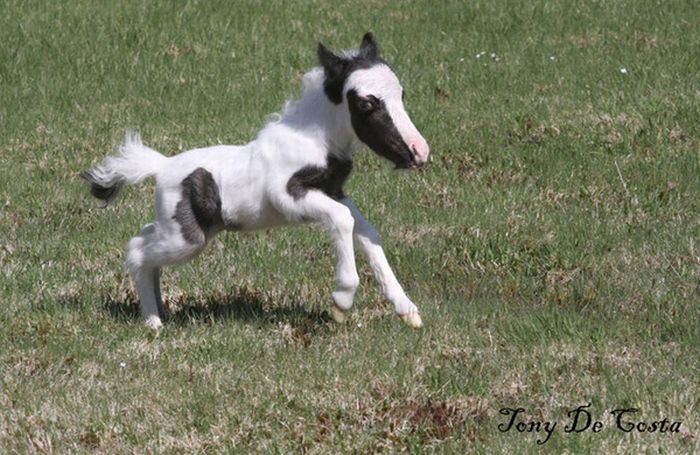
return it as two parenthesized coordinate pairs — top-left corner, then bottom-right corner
(359, 32), (379, 60)
(317, 43), (346, 79)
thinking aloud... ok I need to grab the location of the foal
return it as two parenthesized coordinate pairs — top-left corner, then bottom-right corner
(82, 33), (430, 329)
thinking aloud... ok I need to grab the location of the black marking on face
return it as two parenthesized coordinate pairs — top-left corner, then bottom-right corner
(287, 155), (353, 201)
(346, 89), (416, 168)
(317, 32), (385, 104)
(173, 167), (223, 245)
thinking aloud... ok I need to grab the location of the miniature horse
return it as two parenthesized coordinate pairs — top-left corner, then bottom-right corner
(82, 33), (430, 329)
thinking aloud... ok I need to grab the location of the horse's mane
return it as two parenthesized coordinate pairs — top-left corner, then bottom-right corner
(277, 67), (326, 123)
(278, 47), (362, 122)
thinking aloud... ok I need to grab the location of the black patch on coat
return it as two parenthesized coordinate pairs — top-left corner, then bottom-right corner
(80, 170), (124, 205)
(287, 155), (353, 201)
(346, 89), (416, 168)
(317, 32), (385, 104)
(173, 167), (223, 245)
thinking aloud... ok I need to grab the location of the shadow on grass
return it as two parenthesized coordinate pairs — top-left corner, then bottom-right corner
(101, 286), (333, 334)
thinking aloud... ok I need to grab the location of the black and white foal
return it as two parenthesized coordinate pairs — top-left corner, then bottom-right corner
(83, 33), (430, 329)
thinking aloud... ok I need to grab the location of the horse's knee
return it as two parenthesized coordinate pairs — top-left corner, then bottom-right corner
(333, 272), (359, 311)
(333, 208), (355, 236)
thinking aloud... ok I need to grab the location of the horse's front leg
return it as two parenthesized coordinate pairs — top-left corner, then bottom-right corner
(279, 190), (360, 322)
(340, 198), (423, 328)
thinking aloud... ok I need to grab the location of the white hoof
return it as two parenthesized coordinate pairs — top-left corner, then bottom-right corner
(145, 315), (163, 330)
(330, 305), (347, 324)
(401, 312), (423, 329)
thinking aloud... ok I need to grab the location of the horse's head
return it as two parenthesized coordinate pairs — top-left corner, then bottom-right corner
(317, 33), (430, 169)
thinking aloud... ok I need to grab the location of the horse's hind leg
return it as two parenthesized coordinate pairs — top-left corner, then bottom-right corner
(130, 261), (162, 329)
(127, 222), (203, 329)
(127, 166), (222, 328)
(126, 223), (163, 329)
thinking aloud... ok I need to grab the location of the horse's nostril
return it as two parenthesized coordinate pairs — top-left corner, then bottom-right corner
(410, 142), (428, 162)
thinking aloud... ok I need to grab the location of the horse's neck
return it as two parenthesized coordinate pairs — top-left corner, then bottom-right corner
(277, 73), (354, 159)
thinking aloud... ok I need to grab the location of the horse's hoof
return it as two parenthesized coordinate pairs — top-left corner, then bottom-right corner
(145, 315), (163, 330)
(401, 312), (423, 329)
(330, 305), (347, 324)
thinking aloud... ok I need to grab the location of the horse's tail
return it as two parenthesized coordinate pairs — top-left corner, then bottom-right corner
(81, 131), (168, 205)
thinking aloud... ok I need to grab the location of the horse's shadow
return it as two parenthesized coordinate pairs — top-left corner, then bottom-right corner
(103, 287), (334, 336)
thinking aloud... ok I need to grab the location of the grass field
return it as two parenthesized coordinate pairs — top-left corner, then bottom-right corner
(1, 0), (699, 452)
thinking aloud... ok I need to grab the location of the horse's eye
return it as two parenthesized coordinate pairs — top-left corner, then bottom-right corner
(358, 99), (374, 113)
(402, 90), (406, 101)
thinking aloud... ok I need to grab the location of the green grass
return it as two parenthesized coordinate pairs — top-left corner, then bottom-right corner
(1, 0), (699, 452)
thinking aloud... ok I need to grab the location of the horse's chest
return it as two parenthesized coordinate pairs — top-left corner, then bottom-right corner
(286, 155), (352, 201)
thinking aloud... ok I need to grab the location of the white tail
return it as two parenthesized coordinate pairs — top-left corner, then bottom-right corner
(81, 131), (168, 204)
